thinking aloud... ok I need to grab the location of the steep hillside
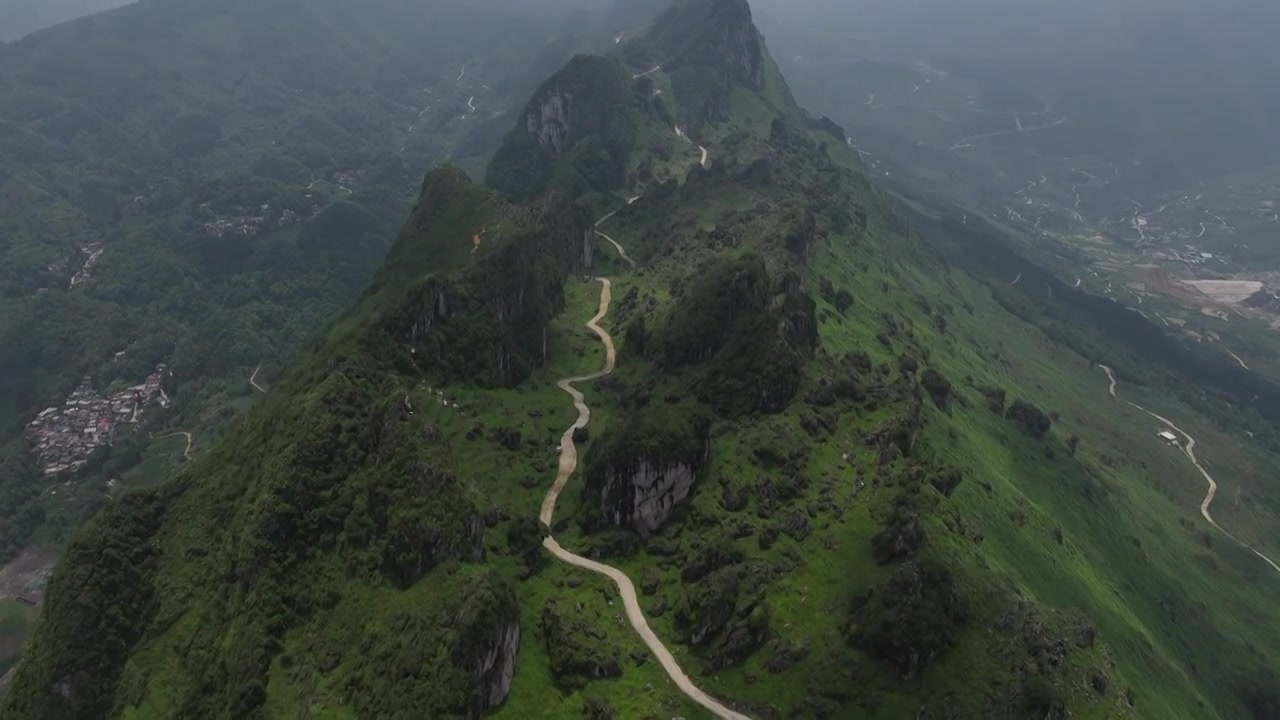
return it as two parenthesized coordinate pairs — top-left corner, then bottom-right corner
(7, 1), (1280, 719)
(0, 0), (131, 41)
(0, 0), (623, 575)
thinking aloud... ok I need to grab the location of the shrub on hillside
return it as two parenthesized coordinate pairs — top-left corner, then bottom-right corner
(921, 369), (952, 409)
(846, 559), (966, 680)
(1007, 399), (1053, 439)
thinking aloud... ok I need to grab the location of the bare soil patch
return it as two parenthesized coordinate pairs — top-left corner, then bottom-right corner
(0, 546), (59, 603)
(1185, 280), (1263, 304)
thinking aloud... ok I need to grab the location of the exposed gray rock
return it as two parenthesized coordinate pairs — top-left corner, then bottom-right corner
(467, 620), (520, 719)
(600, 461), (698, 538)
(525, 88), (572, 156)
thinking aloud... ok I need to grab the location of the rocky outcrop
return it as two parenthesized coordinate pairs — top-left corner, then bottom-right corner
(541, 601), (622, 689)
(586, 403), (712, 538)
(674, 561), (770, 671)
(487, 55), (637, 201)
(713, 8), (765, 90)
(526, 87), (573, 156)
(599, 460), (700, 538)
(465, 620), (521, 719)
(654, 0), (765, 90)
(392, 171), (593, 388)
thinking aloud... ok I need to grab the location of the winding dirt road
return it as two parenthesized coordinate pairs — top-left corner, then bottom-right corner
(249, 365), (267, 394)
(538, 272), (749, 718)
(153, 431), (194, 461)
(632, 64), (662, 80)
(950, 116), (1067, 152)
(672, 125), (709, 169)
(594, 231), (636, 269)
(1098, 365), (1280, 574)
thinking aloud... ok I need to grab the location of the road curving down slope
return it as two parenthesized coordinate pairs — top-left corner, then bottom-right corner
(1098, 365), (1280, 575)
(538, 269), (751, 718)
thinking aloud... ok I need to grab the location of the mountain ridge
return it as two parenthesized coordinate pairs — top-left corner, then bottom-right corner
(6, 1), (1280, 718)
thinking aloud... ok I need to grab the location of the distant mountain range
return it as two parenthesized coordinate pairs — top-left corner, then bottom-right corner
(0, 0), (132, 41)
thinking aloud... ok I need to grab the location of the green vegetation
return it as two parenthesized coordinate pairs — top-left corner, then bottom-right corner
(0, 0), (130, 41)
(7, 1), (1280, 719)
(0, 0), (631, 563)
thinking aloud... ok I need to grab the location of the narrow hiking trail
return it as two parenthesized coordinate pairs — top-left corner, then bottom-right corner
(594, 207), (636, 269)
(673, 125), (709, 169)
(249, 364), (267, 393)
(536, 214), (749, 719)
(153, 431), (194, 461)
(471, 227), (487, 254)
(632, 64), (661, 80)
(949, 116), (1068, 152)
(1228, 350), (1249, 371)
(595, 231), (636, 268)
(1098, 365), (1280, 575)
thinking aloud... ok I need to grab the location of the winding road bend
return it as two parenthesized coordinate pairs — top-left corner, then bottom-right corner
(632, 64), (661, 80)
(1097, 365), (1280, 575)
(538, 257), (748, 718)
(594, 231), (636, 269)
(153, 431), (194, 461)
(249, 364), (267, 393)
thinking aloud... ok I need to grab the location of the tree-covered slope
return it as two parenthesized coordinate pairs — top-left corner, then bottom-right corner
(0, 0), (630, 568)
(0, 0), (130, 41)
(7, 1), (1280, 719)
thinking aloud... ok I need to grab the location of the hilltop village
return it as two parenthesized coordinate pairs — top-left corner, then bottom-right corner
(24, 365), (170, 475)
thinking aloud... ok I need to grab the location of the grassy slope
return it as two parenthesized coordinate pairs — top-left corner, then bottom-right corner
(486, 22), (1279, 718)
(8, 1), (1280, 718)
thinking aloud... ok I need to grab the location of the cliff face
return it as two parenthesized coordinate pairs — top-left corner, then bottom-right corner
(463, 617), (521, 719)
(391, 172), (592, 387)
(487, 55), (638, 201)
(585, 403), (712, 538)
(599, 459), (702, 538)
(649, 0), (765, 90)
(526, 87), (573, 157)
(706, 0), (765, 89)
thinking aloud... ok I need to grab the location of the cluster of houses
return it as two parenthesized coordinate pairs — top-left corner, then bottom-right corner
(1149, 244), (1218, 267)
(25, 365), (170, 476)
(202, 213), (267, 238)
(202, 203), (321, 238)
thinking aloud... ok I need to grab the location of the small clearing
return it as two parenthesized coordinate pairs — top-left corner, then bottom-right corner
(0, 547), (58, 603)
(1185, 280), (1263, 305)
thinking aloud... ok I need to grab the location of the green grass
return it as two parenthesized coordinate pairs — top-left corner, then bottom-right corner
(13, 10), (1280, 720)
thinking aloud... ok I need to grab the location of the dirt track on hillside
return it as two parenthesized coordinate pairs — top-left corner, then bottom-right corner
(249, 364), (267, 393)
(538, 249), (748, 718)
(153, 431), (194, 461)
(1098, 365), (1280, 575)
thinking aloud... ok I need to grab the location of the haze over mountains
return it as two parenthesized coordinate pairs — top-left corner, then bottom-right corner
(2, 0), (1280, 718)
(0, 0), (133, 41)
(759, 0), (1280, 189)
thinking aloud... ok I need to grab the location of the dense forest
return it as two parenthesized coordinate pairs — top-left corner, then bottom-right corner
(7, 1), (1280, 718)
(0, 0), (636, 561)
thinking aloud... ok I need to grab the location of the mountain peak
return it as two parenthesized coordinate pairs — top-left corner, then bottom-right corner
(647, 0), (765, 90)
